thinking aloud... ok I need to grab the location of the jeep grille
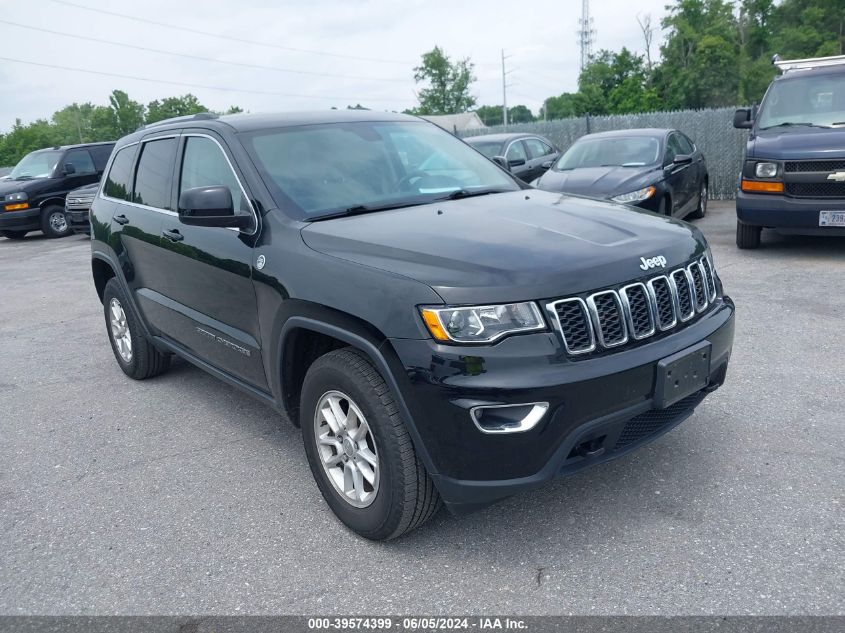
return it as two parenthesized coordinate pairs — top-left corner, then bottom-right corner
(548, 257), (718, 357)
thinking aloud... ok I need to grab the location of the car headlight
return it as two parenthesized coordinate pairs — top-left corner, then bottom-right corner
(420, 302), (546, 343)
(755, 162), (778, 178)
(5, 192), (27, 202)
(611, 186), (656, 203)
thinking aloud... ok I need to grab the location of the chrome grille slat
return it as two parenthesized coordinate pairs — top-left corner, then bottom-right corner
(547, 257), (719, 358)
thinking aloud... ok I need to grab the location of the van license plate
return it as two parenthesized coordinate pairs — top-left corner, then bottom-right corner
(820, 211), (845, 227)
(654, 342), (711, 409)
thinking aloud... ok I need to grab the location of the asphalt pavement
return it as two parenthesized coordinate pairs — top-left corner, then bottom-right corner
(0, 201), (842, 615)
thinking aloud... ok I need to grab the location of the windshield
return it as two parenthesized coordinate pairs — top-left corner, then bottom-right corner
(9, 150), (62, 179)
(468, 140), (504, 158)
(555, 137), (660, 170)
(757, 73), (845, 129)
(241, 121), (519, 219)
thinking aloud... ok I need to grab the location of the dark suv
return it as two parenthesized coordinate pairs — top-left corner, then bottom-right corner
(90, 111), (735, 540)
(733, 55), (845, 248)
(0, 142), (114, 239)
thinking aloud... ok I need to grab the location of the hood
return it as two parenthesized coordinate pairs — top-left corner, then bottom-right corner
(300, 190), (705, 304)
(0, 177), (54, 197)
(535, 165), (659, 199)
(749, 126), (845, 160)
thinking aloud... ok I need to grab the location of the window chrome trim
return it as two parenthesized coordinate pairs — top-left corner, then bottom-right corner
(646, 275), (678, 331)
(619, 282), (656, 340)
(586, 290), (629, 348)
(545, 297), (596, 355)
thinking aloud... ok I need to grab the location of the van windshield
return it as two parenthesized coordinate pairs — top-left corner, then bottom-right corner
(757, 73), (845, 129)
(9, 150), (62, 179)
(240, 121), (519, 220)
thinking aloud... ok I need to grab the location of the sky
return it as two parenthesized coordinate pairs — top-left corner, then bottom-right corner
(0, 0), (669, 132)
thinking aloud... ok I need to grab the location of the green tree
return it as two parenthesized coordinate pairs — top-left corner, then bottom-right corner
(541, 93), (579, 120)
(412, 46), (476, 115)
(108, 90), (145, 135)
(474, 105), (505, 126)
(508, 104), (535, 123)
(146, 94), (206, 124)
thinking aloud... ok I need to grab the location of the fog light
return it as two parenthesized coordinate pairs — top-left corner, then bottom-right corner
(470, 402), (549, 434)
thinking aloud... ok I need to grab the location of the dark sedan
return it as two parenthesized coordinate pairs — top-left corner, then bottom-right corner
(465, 133), (560, 182)
(533, 129), (708, 219)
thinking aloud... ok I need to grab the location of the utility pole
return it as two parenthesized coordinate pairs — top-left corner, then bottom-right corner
(578, 0), (595, 70)
(501, 49), (513, 129)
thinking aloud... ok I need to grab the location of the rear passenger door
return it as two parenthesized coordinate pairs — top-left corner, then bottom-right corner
(155, 132), (266, 390)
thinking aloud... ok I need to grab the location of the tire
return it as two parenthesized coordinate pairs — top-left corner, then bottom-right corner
(659, 195), (672, 217)
(40, 205), (72, 238)
(1, 230), (28, 240)
(736, 220), (762, 249)
(688, 180), (708, 219)
(102, 278), (170, 379)
(301, 348), (441, 540)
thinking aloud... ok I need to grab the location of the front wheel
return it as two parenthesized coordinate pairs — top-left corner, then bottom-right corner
(736, 220), (762, 249)
(688, 181), (708, 219)
(301, 348), (441, 540)
(41, 205), (72, 238)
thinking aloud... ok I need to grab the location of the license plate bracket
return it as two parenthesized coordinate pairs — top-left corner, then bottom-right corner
(654, 341), (711, 409)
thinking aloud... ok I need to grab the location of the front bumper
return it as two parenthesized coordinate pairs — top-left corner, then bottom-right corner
(737, 190), (845, 234)
(0, 207), (40, 232)
(64, 207), (91, 233)
(390, 297), (735, 514)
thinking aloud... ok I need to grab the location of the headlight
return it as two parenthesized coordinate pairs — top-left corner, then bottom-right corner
(420, 302), (545, 343)
(755, 162), (778, 178)
(5, 192), (27, 202)
(611, 186), (656, 203)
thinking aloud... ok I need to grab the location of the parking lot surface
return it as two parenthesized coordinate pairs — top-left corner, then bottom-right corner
(0, 201), (843, 615)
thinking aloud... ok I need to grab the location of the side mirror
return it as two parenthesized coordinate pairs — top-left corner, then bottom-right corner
(733, 108), (753, 129)
(178, 186), (251, 229)
(508, 157), (527, 167)
(63, 163), (76, 175)
(491, 156), (511, 171)
(673, 154), (693, 166)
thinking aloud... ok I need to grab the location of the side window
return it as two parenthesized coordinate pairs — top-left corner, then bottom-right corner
(103, 146), (137, 201)
(89, 145), (115, 172)
(179, 136), (248, 213)
(506, 140), (527, 162)
(665, 134), (684, 165)
(133, 138), (178, 210)
(62, 150), (96, 176)
(523, 138), (550, 159)
(679, 134), (695, 154)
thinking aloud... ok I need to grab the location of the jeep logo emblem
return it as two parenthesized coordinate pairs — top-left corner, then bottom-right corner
(639, 255), (667, 271)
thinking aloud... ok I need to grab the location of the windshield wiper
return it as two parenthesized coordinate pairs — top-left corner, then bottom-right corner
(760, 122), (830, 130)
(435, 188), (511, 201)
(310, 200), (426, 221)
(13, 175), (35, 180)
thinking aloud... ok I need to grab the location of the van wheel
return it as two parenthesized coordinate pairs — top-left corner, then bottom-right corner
(41, 205), (72, 238)
(301, 348), (441, 540)
(688, 181), (708, 219)
(1, 230), (27, 239)
(736, 220), (762, 249)
(102, 278), (170, 379)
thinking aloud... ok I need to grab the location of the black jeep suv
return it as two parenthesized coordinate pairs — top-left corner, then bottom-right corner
(90, 111), (735, 540)
(733, 55), (845, 248)
(0, 142), (114, 239)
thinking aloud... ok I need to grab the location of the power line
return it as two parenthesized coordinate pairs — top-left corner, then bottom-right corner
(0, 56), (414, 103)
(48, 0), (417, 66)
(0, 19), (409, 84)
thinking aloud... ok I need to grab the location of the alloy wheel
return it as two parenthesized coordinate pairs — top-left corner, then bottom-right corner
(49, 211), (68, 234)
(109, 298), (133, 363)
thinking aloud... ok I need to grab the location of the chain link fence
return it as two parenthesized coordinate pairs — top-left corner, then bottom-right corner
(461, 107), (749, 199)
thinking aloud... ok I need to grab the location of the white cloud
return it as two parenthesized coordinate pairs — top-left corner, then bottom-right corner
(0, 0), (668, 132)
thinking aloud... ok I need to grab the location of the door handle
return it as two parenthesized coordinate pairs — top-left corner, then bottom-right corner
(113, 214), (129, 225)
(162, 228), (184, 242)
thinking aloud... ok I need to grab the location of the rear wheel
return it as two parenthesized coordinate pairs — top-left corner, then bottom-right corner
(103, 278), (170, 379)
(40, 205), (72, 238)
(688, 181), (708, 219)
(301, 348), (440, 540)
(736, 220), (762, 249)
(1, 230), (27, 240)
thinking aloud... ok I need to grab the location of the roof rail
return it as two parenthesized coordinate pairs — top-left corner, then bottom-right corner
(772, 53), (845, 73)
(140, 112), (219, 130)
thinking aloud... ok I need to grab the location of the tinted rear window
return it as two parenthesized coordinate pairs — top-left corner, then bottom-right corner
(133, 138), (177, 210)
(103, 145), (137, 201)
(89, 144), (115, 171)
